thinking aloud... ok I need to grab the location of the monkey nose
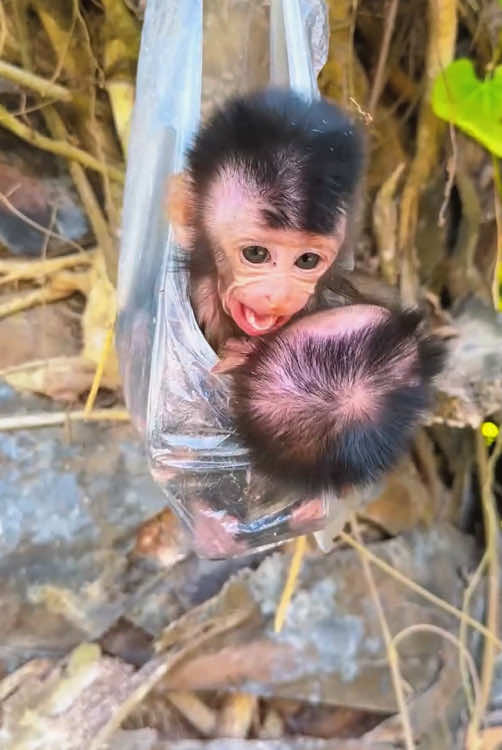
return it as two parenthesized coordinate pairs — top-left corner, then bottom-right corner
(265, 290), (288, 309)
(265, 300), (284, 315)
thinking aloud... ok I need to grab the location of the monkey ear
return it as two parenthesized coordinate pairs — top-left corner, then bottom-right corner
(164, 172), (195, 249)
(211, 337), (256, 374)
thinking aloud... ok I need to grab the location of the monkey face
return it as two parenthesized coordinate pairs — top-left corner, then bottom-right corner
(218, 229), (342, 336)
(167, 169), (346, 338)
(200, 168), (346, 336)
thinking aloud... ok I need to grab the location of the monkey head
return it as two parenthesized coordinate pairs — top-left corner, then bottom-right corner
(218, 305), (447, 495)
(166, 88), (364, 338)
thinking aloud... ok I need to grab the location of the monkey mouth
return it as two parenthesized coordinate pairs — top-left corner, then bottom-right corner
(230, 301), (289, 336)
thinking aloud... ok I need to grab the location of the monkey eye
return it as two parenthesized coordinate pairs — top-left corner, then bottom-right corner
(242, 245), (270, 264)
(295, 252), (321, 269)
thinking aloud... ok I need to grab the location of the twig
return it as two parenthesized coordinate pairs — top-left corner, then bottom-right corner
(467, 430), (502, 742)
(0, 59), (72, 101)
(398, 0), (458, 305)
(38, 202), (57, 361)
(351, 515), (414, 750)
(0, 1), (6, 59)
(438, 122), (458, 227)
(84, 324), (115, 415)
(0, 283), (78, 318)
(392, 624), (481, 710)
(48, 0), (79, 85)
(0, 409), (129, 431)
(368, 0), (400, 117)
(11, 3), (118, 281)
(492, 157), (502, 311)
(0, 103), (124, 183)
(274, 535), (307, 633)
(44, 108), (118, 284)
(0, 251), (93, 287)
(373, 162), (405, 286)
(459, 551), (489, 715)
(0, 190), (88, 256)
(337, 530), (502, 650)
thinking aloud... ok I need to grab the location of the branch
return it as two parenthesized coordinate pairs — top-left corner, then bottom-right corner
(0, 103), (124, 183)
(0, 408), (129, 431)
(0, 59), (72, 101)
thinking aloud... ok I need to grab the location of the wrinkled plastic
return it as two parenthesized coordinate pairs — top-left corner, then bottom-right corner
(116, 0), (334, 558)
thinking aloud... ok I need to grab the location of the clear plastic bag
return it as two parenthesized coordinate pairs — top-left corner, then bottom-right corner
(116, 0), (335, 558)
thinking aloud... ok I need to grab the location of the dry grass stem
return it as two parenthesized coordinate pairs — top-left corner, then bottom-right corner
(274, 535), (307, 633)
(0, 409), (130, 431)
(337, 530), (502, 650)
(0, 190), (88, 256)
(0, 103), (124, 183)
(460, 551), (489, 714)
(467, 430), (502, 742)
(398, 0), (458, 304)
(351, 515), (414, 749)
(392, 624), (481, 713)
(368, 0), (399, 116)
(84, 325), (115, 415)
(492, 157), (502, 310)
(0, 251), (93, 287)
(0, 282), (78, 317)
(0, 59), (72, 101)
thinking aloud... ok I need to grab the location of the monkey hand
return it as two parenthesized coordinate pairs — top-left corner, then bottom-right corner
(211, 337), (256, 374)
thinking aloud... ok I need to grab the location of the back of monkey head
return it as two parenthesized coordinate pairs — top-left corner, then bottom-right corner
(230, 309), (446, 495)
(186, 87), (365, 238)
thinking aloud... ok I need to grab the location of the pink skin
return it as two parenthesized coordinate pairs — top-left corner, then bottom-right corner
(214, 305), (390, 373)
(167, 168), (345, 339)
(290, 498), (328, 530)
(202, 168), (345, 337)
(207, 306), (392, 549)
(288, 305), (389, 338)
(227, 298), (290, 338)
(192, 499), (327, 558)
(191, 502), (248, 558)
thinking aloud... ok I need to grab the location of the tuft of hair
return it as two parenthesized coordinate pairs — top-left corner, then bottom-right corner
(230, 309), (447, 495)
(186, 87), (365, 236)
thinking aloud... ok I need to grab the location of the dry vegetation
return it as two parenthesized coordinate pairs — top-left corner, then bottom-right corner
(1, 1), (502, 748)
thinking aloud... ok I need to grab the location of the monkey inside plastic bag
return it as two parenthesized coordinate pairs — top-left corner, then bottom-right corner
(115, 0), (348, 559)
(116, 0), (446, 559)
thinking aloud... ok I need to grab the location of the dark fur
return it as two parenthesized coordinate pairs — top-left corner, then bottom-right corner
(185, 87), (365, 283)
(230, 309), (446, 495)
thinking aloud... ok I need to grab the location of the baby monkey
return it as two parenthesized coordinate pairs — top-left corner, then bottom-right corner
(217, 304), (446, 497)
(167, 87), (364, 351)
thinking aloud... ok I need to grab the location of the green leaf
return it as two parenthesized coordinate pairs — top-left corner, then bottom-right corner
(431, 58), (502, 156)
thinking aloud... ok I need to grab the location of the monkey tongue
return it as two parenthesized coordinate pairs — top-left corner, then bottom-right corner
(244, 308), (277, 332)
(231, 301), (282, 336)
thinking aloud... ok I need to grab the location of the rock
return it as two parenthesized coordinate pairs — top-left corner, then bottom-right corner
(162, 524), (479, 714)
(0, 381), (166, 670)
(435, 298), (502, 427)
